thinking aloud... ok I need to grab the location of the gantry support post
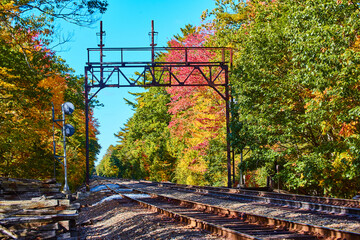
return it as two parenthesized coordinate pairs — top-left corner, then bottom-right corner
(231, 95), (235, 185)
(225, 65), (232, 188)
(85, 67), (90, 191)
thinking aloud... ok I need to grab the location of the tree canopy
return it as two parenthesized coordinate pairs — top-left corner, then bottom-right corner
(0, 0), (104, 190)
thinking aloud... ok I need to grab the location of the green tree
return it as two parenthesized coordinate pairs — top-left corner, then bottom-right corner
(207, 0), (360, 197)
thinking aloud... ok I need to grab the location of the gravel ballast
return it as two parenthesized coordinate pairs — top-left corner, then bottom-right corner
(119, 180), (360, 233)
(76, 182), (225, 239)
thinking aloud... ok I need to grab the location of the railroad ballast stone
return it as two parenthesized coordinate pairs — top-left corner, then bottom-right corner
(75, 179), (226, 239)
(119, 180), (360, 234)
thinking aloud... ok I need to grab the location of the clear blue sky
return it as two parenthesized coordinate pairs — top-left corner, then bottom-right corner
(59, 0), (216, 164)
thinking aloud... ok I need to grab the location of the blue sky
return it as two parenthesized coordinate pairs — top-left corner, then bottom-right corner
(59, 0), (216, 164)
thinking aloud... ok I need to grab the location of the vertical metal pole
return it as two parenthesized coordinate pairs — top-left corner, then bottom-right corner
(62, 104), (70, 193)
(151, 20), (155, 64)
(225, 65), (231, 188)
(99, 21), (104, 84)
(231, 94), (235, 185)
(85, 67), (90, 191)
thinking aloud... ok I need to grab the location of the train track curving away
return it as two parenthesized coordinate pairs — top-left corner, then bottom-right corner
(94, 178), (360, 240)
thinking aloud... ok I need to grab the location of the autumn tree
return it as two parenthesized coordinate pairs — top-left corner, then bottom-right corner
(0, 1), (104, 190)
(206, 0), (360, 197)
(162, 26), (228, 186)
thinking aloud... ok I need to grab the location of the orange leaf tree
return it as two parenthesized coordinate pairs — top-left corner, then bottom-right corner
(0, 1), (102, 190)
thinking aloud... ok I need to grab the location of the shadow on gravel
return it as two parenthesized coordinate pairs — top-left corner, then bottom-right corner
(78, 199), (221, 240)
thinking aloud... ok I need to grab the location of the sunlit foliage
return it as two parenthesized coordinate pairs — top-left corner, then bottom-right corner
(206, 0), (360, 197)
(0, 0), (103, 190)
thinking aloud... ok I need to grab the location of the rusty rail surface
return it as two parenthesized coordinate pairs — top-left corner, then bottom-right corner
(96, 179), (360, 240)
(128, 188), (360, 240)
(139, 180), (360, 217)
(160, 181), (360, 207)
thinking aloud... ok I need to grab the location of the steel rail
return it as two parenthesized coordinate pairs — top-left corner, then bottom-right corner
(101, 184), (313, 239)
(122, 196), (263, 240)
(159, 182), (360, 207)
(119, 188), (360, 240)
(152, 182), (360, 218)
(97, 179), (360, 240)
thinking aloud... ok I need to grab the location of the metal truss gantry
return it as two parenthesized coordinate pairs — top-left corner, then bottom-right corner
(84, 21), (233, 190)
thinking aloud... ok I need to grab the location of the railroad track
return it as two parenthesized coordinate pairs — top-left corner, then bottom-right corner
(94, 179), (360, 240)
(138, 180), (360, 218)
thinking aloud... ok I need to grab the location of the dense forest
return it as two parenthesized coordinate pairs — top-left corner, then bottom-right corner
(0, 0), (107, 190)
(1, 0), (360, 198)
(97, 0), (360, 198)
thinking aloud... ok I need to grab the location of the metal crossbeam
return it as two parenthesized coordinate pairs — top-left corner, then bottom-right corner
(86, 65), (227, 97)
